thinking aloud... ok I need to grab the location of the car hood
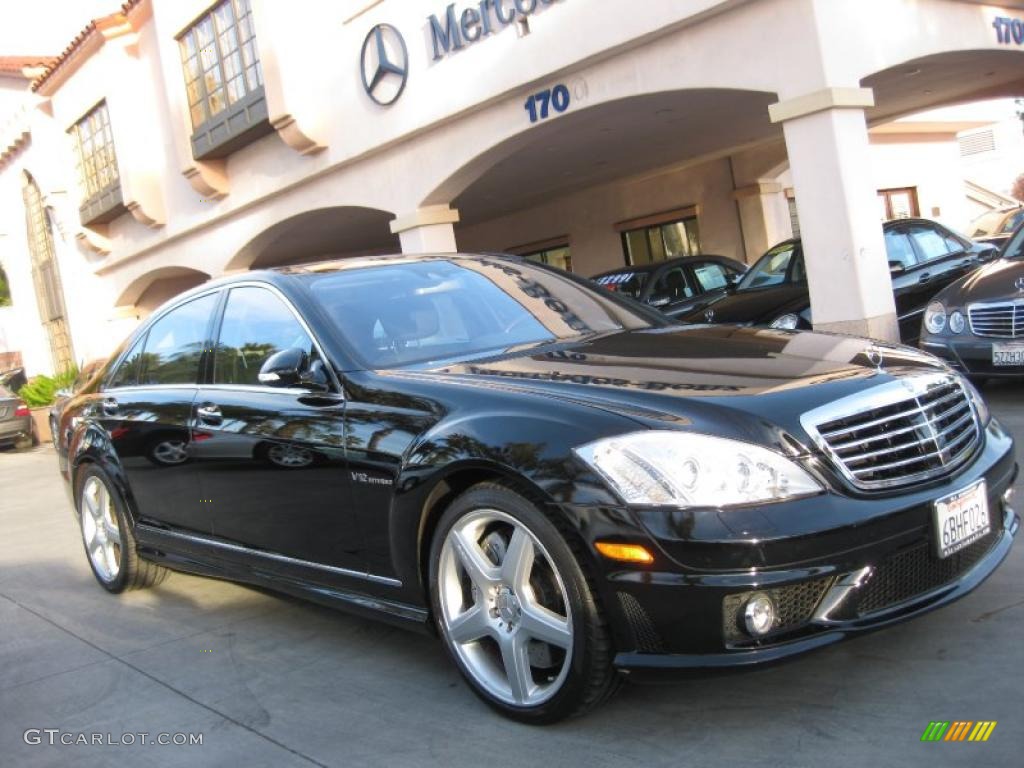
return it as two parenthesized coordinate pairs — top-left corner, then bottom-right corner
(676, 286), (810, 325)
(938, 257), (1024, 305)
(394, 326), (951, 451)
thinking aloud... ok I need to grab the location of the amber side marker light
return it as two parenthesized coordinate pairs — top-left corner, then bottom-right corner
(595, 542), (655, 564)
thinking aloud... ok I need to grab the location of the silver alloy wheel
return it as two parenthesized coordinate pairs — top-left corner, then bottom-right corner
(438, 509), (574, 707)
(267, 444), (314, 468)
(151, 440), (188, 465)
(80, 476), (122, 582)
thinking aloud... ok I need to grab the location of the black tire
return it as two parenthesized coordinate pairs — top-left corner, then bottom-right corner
(75, 464), (169, 593)
(428, 482), (620, 723)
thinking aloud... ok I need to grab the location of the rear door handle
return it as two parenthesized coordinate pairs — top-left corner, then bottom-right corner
(196, 404), (222, 425)
(102, 397), (118, 416)
(918, 272), (932, 284)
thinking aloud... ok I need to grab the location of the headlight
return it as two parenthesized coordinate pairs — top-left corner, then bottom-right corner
(960, 375), (990, 426)
(924, 302), (947, 334)
(949, 310), (965, 335)
(770, 313), (800, 330)
(574, 431), (823, 508)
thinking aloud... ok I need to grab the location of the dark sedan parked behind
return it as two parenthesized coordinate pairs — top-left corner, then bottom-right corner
(920, 218), (1024, 379)
(56, 254), (1018, 723)
(592, 255), (746, 318)
(676, 219), (999, 344)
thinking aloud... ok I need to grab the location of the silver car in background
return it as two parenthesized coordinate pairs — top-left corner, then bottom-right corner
(0, 385), (37, 450)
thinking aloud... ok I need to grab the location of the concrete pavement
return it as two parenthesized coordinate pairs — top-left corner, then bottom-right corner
(1, 382), (1022, 768)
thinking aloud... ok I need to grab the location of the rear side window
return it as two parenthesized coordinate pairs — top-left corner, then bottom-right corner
(594, 271), (648, 298)
(649, 267), (694, 302)
(213, 286), (315, 386)
(139, 293), (218, 385)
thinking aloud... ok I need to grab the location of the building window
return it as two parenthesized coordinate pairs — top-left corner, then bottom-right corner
(786, 192), (801, 238)
(22, 173), (74, 372)
(521, 244), (572, 272)
(958, 130), (995, 157)
(877, 187), (920, 221)
(179, 0), (270, 160)
(68, 101), (125, 226)
(618, 209), (701, 266)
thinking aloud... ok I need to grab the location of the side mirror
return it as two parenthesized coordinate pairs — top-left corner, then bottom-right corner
(258, 348), (308, 388)
(888, 261), (906, 275)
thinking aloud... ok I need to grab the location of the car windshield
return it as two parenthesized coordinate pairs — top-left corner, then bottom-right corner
(1000, 209), (1024, 234)
(1002, 224), (1024, 260)
(593, 270), (649, 299)
(736, 242), (802, 290)
(305, 257), (662, 368)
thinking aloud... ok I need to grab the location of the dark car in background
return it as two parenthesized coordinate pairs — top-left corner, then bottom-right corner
(592, 255), (746, 318)
(968, 205), (1024, 250)
(0, 384), (37, 450)
(677, 219), (1000, 344)
(920, 219), (1024, 379)
(55, 254), (1018, 723)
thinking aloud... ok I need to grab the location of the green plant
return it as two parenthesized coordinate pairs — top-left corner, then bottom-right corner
(0, 265), (10, 307)
(17, 365), (79, 408)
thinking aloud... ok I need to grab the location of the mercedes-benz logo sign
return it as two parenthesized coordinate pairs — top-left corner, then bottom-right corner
(1016, 276), (1024, 293)
(866, 346), (885, 371)
(361, 24), (408, 106)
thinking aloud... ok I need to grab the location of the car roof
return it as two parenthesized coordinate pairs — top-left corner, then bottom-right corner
(592, 254), (744, 279)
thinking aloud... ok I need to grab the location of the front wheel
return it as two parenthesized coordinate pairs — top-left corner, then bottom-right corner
(429, 483), (619, 723)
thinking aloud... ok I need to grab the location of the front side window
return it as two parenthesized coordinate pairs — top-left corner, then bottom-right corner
(139, 294), (218, 385)
(179, 0), (267, 159)
(691, 262), (731, 292)
(649, 268), (694, 304)
(214, 287), (315, 386)
(622, 216), (701, 266)
(884, 230), (918, 270)
(908, 224), (955, 262)
(307, 257), (661, 368)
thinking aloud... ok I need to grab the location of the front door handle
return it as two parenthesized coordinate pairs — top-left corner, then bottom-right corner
(102, 397), (118, 416)
(196, 404), (222, 425)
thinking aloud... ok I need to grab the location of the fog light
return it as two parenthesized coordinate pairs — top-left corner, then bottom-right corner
(743, 593), (776, 637)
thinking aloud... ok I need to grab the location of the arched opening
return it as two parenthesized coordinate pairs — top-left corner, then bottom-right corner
(423, 89), (782, 275)
(116, 266), (212, 317)
(862, 50), (1024, 125)
(225, 206), (400, 272)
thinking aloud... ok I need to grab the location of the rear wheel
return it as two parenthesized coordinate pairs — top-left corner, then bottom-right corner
(429, 483), (619, 723)
(76, 465), (169, 593)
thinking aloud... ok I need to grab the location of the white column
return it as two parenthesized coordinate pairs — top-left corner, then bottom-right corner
(770, 88), (898, 342)
(389, 205), (460, 254)
(733, 182), (792, 263)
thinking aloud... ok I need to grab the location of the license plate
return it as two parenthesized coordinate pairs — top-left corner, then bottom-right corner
(933, 480), (989, 559)
(992, 342), (1024, 367)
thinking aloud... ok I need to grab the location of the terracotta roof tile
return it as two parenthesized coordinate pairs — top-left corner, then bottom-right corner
(31, 0), (145, 94)
(0, 56), (56, 77)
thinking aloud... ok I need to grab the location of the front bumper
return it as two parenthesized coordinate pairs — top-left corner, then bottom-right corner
(572, 421), (1019, 672)
(921, 336), (1024, 377)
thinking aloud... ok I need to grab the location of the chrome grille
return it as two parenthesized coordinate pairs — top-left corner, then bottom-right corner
(801, 373), (980, 490)
(968, 299), (1024, 339)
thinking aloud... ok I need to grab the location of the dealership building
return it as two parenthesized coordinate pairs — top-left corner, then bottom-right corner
(0, 0), (1023, 376)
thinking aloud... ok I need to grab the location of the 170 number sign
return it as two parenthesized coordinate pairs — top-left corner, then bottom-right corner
(524, 84), (571, 124)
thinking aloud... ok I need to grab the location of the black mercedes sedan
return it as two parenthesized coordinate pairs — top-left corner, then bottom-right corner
(676, 219), (1000, 344)
(56, 254), (1018, 723)
(920, 219), (1024, 379)
(591, 255), (747, 318)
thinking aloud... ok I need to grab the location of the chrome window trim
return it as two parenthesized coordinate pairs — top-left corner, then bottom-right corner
(213, 282), (344, 397)
(102, 280), (344, 399)
(800, 371), (981, 491)
(138, 524), (401, 587)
